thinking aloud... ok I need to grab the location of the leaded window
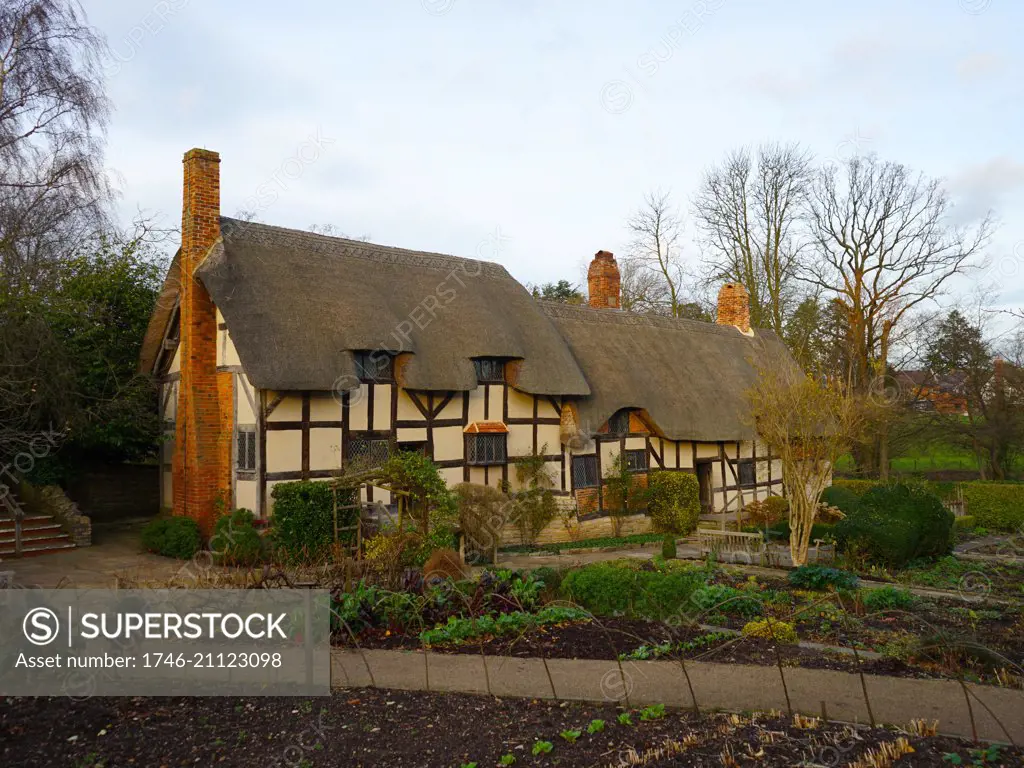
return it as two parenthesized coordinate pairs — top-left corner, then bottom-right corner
(571, 455), (599, 488)
(354, 351), (395, 382)
(624, 449), (648, 473)
(473, 358), (506, 383)
(465, 433), (507, 465)
(608, 409), (631, 435)
(236, 428), (256, 472)
(738, 459), (756, 487)
(347, 434), (391, 467)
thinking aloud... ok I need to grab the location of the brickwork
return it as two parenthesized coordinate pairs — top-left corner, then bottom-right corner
(587, 250), (621, 309)
(716, 283), (751, 333)
(173, 148), (233, 534)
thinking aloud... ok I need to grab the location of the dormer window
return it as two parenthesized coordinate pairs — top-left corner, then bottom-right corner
(473, 358), (506, 384)
(354, 351), (394, 382)
(608, 409), (632, 435)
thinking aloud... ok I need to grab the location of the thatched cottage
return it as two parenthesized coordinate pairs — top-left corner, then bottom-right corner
(141, 149), (789, 540)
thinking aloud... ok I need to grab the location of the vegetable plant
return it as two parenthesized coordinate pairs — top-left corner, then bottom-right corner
(559, 729), (581, 744)
(531, 740), (553, 756)
(586, 719), (605, 734)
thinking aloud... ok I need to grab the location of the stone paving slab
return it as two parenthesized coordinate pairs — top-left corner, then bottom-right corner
(329, 649), (1024, 743)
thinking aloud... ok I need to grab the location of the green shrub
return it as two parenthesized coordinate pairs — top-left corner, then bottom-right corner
(833, 484), (954, 568)
(690, 584), (763, 617)
(788, 565), (859, 591)
(961, 483), (1024, 531)
(819, 486), (861, 516)
(953, 515), (976, 529)
(765, 520), (835, 543)
(141, 516), (202, 560)
(560, 561), (706, 619)
(270, 481), (357, 562)
(741, 619), (798, 644)
(210, 508), (264, 566)
(831, 478), (876, 497)
(861, 586), (916, 612)
(661, 534), (677, 560)
(647, 470), (701, 535)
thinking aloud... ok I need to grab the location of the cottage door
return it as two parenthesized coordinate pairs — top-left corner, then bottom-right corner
(697, 462), (713, 514)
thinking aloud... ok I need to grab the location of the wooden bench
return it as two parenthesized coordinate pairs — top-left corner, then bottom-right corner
(697, 528), (766, 561)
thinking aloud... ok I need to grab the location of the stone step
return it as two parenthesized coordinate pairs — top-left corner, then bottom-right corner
(0, 531), (71, 549)
(0, 541), (76, 558)
(0, 515), (57, 532)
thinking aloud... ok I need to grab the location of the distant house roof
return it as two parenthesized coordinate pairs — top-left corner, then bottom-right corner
(540, 302), (793, 442)
(895, 370), (967, 394)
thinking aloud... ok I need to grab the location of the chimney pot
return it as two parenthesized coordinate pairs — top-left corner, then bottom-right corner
(587, 250), (621, 309)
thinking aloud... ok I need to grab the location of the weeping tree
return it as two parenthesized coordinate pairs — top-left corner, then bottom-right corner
(746, 361), (865, 566)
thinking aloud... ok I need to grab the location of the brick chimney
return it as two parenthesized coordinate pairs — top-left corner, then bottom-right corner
(587, 250), (621, 309)
(716, 282), (751, 334)
(173, 148), (232, 532)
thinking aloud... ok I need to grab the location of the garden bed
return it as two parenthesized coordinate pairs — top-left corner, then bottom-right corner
(330, 560), (1024, 689)
(4, 688), (1019, 767)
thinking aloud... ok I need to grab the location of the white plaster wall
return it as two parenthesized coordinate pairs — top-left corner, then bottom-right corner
(432, 426), (463, 462)
(266, 430), (302, 472)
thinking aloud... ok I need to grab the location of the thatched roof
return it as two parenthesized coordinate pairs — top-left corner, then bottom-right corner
(541, 302), (793, 442)
(190, 218), (591, 394)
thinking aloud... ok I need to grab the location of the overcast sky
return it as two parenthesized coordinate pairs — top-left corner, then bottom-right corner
(85, 0), (1024, 313)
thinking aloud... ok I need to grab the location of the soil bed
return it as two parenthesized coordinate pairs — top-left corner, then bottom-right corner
(3, 688), (1021, 767)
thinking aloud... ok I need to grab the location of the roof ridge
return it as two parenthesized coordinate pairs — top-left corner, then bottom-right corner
(538, 300), (747, 338)
(219, 216), (509, 278)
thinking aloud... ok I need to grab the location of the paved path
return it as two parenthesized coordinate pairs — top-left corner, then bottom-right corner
(0, 519), (194, 588)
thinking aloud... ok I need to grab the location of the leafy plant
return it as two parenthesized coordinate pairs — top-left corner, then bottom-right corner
(499, 755), (516, 766)
(861, 586), (916, 612)
(559, 729), (581, 744)
(141, 516), (202, 560)
(603, 454), (651, 535)
(531, 740), (553, 756)
(270, 481), (357, 562)
(209, 508), (264, 566)
(639, 704), (666, 721)
(788, 565), (859, 592)
(741, 619), (799, 644)
(509, 448), (558, 544)
(560, 561), (706, 619)
(661, 534), (677, 560)
(690, 584), (763, 617)
(586, 719), (605, 734)
(647, 470), (701, 534)
(617, 712), (633, 726)
(943, 744), (1004, 765)
(459, 763), (477, 768)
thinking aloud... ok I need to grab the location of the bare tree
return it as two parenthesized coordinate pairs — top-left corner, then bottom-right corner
(804, 154), (992, 475)
(0, 0), (111, 275)
(694, 142), (813, 335)
(747, 361), (866, 567)
(625, 190), (692, 318)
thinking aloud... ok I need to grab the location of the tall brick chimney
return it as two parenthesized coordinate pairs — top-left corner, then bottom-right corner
(716, 282), (751, 334)
(173, 148), (232, 533)
(587, 250), (621, 309)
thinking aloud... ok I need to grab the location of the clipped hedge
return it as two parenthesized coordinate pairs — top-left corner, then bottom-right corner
(834, 484), (953, 567)
(819, 485), (861, 515)
(560, 561), (706, 619)
(270, 481), (357, 562)
(961, 483), (1024, 531)
(141, 516), (202, 560)
(647, 470), (701, 535)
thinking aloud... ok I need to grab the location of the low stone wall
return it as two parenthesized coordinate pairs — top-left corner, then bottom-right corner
(18, 483), (91, 546)
(330, 649), (1024, 744)
(499, 513), (652, 547)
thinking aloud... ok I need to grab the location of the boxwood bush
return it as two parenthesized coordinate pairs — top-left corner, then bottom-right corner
(141, 516), (202, 560)
(270, 481), (357, 562)
(819, 485), (861, 516)
(833, 483), (953, 567)
(647, 470), (701, 535)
